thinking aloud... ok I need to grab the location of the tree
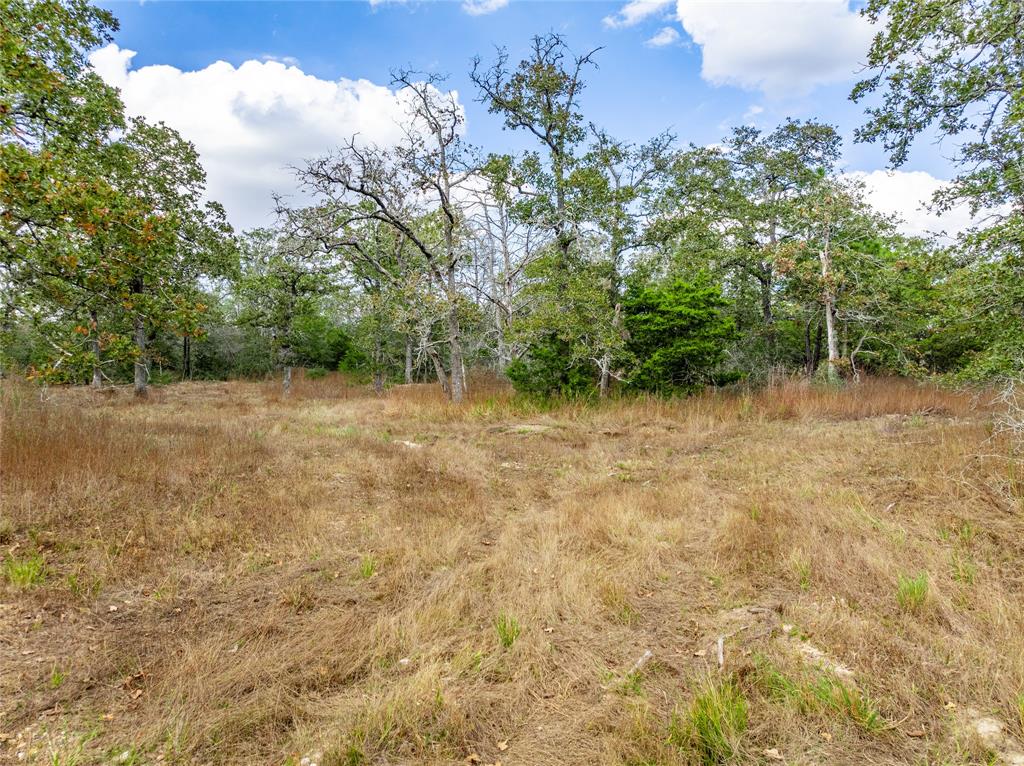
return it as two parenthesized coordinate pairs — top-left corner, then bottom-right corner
(578, 130), (673, 394)
(235, 227), (337, 394)
(1, 0), (125, 382)
(852, 0), (1024, 377)
(463, 153), (543, 371)
(298, 71), (477, 402)
(0, 2), (233, 394)
(472, 33), (599, 262)
(622, 278), (735, 394)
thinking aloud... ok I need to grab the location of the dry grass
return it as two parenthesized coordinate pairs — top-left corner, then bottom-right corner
(1, 374), (1021, 765)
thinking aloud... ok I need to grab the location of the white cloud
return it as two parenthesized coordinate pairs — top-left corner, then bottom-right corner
(846, 170), (977, 239)
(461, 0), (509, 15)
(604, 0), (673, 29)
(675, 0), (873, 97)
(646, 26), (681, 47)
(370, 0), (507, 14)
(89, 45), (460, 231)
(260, 54), (301, 67)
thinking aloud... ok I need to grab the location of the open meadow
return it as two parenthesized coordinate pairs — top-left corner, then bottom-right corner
(2, 377), (1024, 765)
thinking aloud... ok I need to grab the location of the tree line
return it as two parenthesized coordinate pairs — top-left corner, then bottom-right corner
(2, 0), (1021, 400)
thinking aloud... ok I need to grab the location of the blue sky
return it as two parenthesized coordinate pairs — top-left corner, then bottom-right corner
(93, 0), (965, 234)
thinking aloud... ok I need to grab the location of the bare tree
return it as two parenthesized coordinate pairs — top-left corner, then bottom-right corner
(462, 157), (544, 370)
(296, 71), (478, 402)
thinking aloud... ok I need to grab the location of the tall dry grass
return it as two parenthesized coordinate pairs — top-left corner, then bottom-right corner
(0, 375), (1019, 766)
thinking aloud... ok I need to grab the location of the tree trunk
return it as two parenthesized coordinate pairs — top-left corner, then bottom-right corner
(820, 240), (840, 383)
(182, 335), (192, 381)
(426, 345), (450, 397)
(598, 354), (611, 398)
(759, 270), (774, 325)
(404, 339), (414, 384)
(811, 320), (823, 374)
(803, 317), (813, 376)
(446, 270), (465, 404)
(373, 370), (384, 394)
(90, 310), (102, 388)
(282, 365), (293, 396)
(133, 314), (148, 398)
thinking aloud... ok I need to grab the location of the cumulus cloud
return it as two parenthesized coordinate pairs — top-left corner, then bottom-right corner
(646, 26), (681, 47)
(461, 0), (509, 15)
(675, 0), (873, 97)
(89, 45), (458, 231)
(603, 0), (673, 29)
(846, 170), (977, 239)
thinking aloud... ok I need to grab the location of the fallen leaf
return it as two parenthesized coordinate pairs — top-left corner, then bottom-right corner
(465, 754), (481, 764)
(108, 605), (118, 613)
(693, 649), (707, 657)
(906, 728), (925, 738)
(130, 689), (142, 700)
(819, 731), (832, 742)
(496, 740), (508, 751)
(763, 747), (783, 761)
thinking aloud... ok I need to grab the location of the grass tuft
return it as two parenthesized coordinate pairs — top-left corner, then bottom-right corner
(4, 552), (46, 587)
(669, 677), (748, 765)
(896, 572), (929, 612)
(495, 612), (521, 649)
(357, 554), (377, 579)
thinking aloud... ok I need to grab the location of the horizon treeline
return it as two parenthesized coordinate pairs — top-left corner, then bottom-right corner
(2, 0), (1021, 400)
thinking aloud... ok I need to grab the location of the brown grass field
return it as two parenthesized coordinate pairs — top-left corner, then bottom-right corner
(2, 375), (1024, 765)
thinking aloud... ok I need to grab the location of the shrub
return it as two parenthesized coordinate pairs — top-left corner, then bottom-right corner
(623, 278), (736, 394)
(506, 335), (595, 398)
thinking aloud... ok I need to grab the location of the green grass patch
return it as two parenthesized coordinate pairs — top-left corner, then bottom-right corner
(753, 655), (884, 733)
(357, 555), (377, 579)
(896, 572), (929, 612)
(4, 553), (46, 587)
(669, 676), (748, 765)
(495, 612), (521, 649)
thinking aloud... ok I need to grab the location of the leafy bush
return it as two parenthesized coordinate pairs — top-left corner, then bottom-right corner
(506, 335), (595, 398)
(623, 278), (735, 394)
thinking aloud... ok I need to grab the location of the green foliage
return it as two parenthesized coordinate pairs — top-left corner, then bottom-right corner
(506, 335), (595, 397)
(853, 0), (1024, 379)
(0, 0), (235, 388)
(623, 278), (735, 394)
(753, 656), (884, 733)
